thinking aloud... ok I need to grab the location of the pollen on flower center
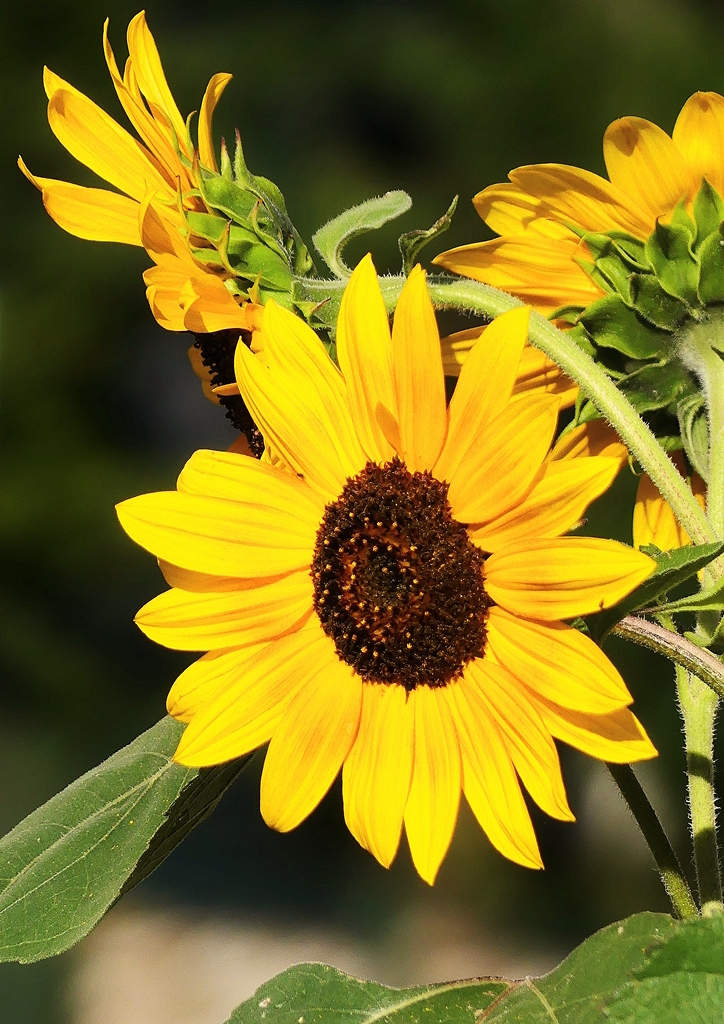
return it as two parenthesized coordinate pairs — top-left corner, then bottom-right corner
(311, 459), (490, 689)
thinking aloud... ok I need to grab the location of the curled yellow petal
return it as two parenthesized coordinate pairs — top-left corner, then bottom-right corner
(199, 72), (232, 171)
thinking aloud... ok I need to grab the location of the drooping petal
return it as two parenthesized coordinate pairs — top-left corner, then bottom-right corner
(446, 394), (559, 522)
(181, 275), (249, 333)
(447, 678), (542, 869)
(508, 163), (652, 237)
(260, 636), (363, 832)
(135, 570), (313, 650)
(390, 265), (447, 471)
(198, 73), (232, 172)
(464, 659), (573, 821)
(116, 485), (316, 578)
(336, 255), (397, 462)
(433, 235), (603, 315)
(470, 456), (621, 550)
(485, 606), (632, 714)
(403, 685), (461, 885)
(18, 158), (141, 244)
(673, 92), (724, 197)
(603, 116), (695, 221)
(44, 69), (169, 201)
(126, 11), (189, 155)
(342, 683), (414, 868)
(473, 183), (575, 239)
(172, 621), (325, 764)
(633, 451), (706, 550)
(434, 306), (530, 483)
(535, 695), (657, 764)
(512, 344), (577, 409)
(484, 538), (655, 620)
(548, 419), (628, 463)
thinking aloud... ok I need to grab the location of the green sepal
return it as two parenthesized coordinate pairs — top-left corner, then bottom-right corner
(312, 190), (412, 279)
(399, 195), (457, 275)
(693, 178), (724, 246)
(232, 242), (293, 292)
(649, 578), (724, 615)
(233, 131), (287, 214)
(590, 542), (724, 640)
(219, 137), (232, 180)
(668, 199), (697, 241)
(677, 391), (710, 480)
(549, 304), (585, 324)
(629, 273), (689, 330)
(566, 321), (597, 357)
(578, 294), (669, 359)
(185, 210), (232, 245)
(645, 218), (699, 305)
(198, 172), (258, 227)
(607, 231), (650, 271)
(619, 358), (693, 413)
(696, 224), (724, 304)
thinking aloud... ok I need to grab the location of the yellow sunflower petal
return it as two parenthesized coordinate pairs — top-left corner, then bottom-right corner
(260, 638), (363, 832)
(486, 605), (631, 715)
(509, 163), (652, 237)
(470, 455), (621, 551)
(633, 451), (705, 550)
(390, 265), (447, 471)
(464, 660), (573, 821)
(44, 69), (169, 202)
(512, 344), (578, 409)
(484, 538), (655, 620)
(447, 394), (559, 523)
(548, 419), (628, 463)
(673, 92), (724, 197)
(536, 696), (657, 763)
(126, 11), (189, 155)
(135, 570), (313, 650)
(198, 72), (232, 172)
(447, 679), (542, 869)
(235, 322), (359, 501)
(435, 306), (530, 483)
(18, 159), (141, 245)
(473, 182), (575, 239)
(172, 622), (324, 764)
(403, 685), (461, 885)
(158, 560), (291, 593)
(433, 236), (603, 315)
(336, 254), (397, 462)
(116, 487), (316, 578)
(603, 116), (695, 221)
(342, 683), (414, 868)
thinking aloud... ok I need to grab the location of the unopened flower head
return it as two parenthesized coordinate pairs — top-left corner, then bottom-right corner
(116, 257), (656, 884)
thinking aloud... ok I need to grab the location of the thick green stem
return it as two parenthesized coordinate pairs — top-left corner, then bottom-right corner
(677, 666), (723, 915)
(606, 763), (697, 919)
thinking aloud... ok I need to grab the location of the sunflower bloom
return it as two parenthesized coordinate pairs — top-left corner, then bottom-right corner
(435, 92), (724, 315)
(18, 11), (248, 333)
(634, 451), (707, 550)
(117, 256), (656, 884)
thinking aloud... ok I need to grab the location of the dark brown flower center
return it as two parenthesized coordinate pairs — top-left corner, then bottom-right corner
(311, 459), (490, 689)
(193, 330), (264, 457)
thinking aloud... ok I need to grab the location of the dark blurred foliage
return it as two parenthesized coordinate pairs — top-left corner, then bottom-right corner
(2, 0), (724, 1019)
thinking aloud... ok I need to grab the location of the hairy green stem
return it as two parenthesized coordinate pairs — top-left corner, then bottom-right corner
(611, 615), (724, 701)
(677, 666), (723, 915)
(607, 763), (697, 919)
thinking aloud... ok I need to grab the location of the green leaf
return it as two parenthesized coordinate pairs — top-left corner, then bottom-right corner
(313, 191), (412, 279)
(591, 542), (724, 640)
(645, 219), (699, 305)
(225, 913), (675, 1024)
(399, 195), (457, 275)
(578, 294), (668, 359)
(693, 179), (724, 247)
(607, 914), (724, 1023)
(619, 358), (692, 413)
(0, 716), (241, 963)
(630, 274), (689, 330)
(677, 391), (710, 481)
(649, 578), (724, 613)
(697, 226), (724, 305)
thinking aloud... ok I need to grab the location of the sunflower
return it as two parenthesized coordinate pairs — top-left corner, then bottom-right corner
(634, 451), (707, 550)
(434, 92), (724, 315)
(19, 11), (246, 334)
(116, 256), (656, 884)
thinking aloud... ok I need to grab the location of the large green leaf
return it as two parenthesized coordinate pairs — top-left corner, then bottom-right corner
(224, 913), (677, 1024)
(0, 716), (248, 962)
(313, 191), (412, 279)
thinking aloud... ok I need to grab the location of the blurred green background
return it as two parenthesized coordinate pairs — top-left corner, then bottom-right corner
(3, 0), (724, 1019)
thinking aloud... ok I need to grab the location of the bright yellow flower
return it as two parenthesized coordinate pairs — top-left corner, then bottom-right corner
(435, 92), (724, 315)
(19, 11), (244, 333)
(116, 257), (656, 884)
(634, 451), (707, 550)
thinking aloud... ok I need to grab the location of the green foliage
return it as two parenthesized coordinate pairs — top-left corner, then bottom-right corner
(577, 295), (667, 360)
(0, 717), (249, 963)
(312, 191), (412, 279)
(398, 196), (457, 274)
(590, 542), (724, 640)
(223, 912), (724, 1024)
